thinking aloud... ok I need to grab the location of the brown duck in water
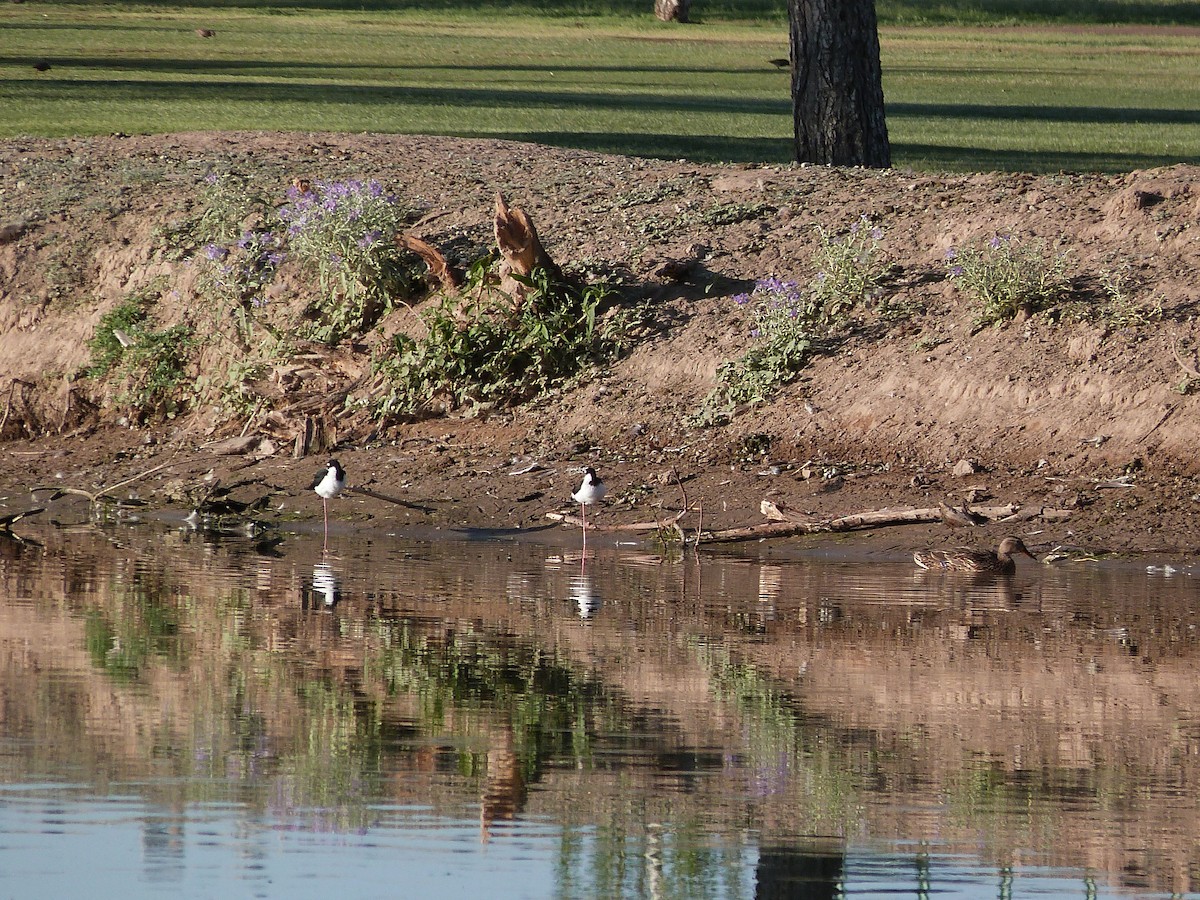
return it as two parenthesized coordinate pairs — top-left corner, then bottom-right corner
(913, 536), (1036, 575)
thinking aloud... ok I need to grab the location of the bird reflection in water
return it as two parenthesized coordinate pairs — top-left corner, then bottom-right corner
(569, 570), (600, 620)
(306, 561), (341, 610)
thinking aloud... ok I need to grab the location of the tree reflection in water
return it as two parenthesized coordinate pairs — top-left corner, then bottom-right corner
(0, 524), (1197, 898)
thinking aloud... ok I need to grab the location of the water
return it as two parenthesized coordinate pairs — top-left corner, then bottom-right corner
(2, 520), (1199, 899)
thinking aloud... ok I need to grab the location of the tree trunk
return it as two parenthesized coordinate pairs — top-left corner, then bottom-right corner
(654, 0), (690, 23)
(788, 0), (890, 167)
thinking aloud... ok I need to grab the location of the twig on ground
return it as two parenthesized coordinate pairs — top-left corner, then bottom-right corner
(346, 485), (435, 514)
(33, 457), (177, 505)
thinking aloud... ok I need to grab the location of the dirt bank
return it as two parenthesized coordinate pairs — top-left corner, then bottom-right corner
(2, 132), (1198, 555)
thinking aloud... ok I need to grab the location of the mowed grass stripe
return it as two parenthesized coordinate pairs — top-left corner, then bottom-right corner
(2, 6), (1198, 171)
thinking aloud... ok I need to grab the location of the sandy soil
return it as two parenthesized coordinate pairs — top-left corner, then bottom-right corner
(2, 132), (1199, 557)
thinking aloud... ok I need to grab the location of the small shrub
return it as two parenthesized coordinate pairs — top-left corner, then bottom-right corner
(692, 217), (886, 426)
(946, 233), (1072, 330)
(194, 229), (287, 349)
(86, 293), (196, 422)
(810, 216), (887, 320)
(278, 179), (420, 343)
(373, 265), (627, 418)
(113, 323), (197, 421)
(195, 171), (271, 244)
(1071, 265), (1164, 329)
(87, 297), (151, 377)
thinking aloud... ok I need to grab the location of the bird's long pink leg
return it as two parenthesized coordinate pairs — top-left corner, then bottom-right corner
(580, 502), (587, 557)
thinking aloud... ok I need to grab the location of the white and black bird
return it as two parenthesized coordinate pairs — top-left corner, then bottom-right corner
(310, 458), (346, 547)
(571, 467), (606, 546)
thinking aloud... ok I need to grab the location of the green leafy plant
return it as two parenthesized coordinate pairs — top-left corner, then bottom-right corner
(112, 324), (196, 421)
(195, 171), (271, 244)
(86, 297), (151, 377)
(811, 216), (888, 319)
(692, 218), (886, 426)
(86, 293), (197, 422)
(278, 178), (421, 344)
(1075, 265), (1164, 329)
(372, 264), (627, 418)
(946, 233), (1072, 330)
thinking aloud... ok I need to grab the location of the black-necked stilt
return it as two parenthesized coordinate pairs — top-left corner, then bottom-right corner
(310, 458), (346, 548)
(571, 467), (606, 549)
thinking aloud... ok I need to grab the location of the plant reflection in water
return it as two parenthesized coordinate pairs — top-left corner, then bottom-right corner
(0, 523), (1197, 899)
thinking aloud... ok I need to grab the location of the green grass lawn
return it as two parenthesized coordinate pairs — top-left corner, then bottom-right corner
(2, 4), (1198, 172)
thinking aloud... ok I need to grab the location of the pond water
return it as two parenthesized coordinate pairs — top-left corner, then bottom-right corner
(1, 518), (1199, 899)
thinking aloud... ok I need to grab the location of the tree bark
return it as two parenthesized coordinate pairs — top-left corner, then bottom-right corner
(788, 0), (890, 167)
(654, 0), (690, 23)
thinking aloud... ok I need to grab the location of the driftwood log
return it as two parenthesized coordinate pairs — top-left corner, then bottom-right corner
(394, 193), (563, 309)
(397, 233), (462, 290)
(549, 501), (1072, 545)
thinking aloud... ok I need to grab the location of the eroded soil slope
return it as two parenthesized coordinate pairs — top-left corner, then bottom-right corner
(2, 132), (1199, 554)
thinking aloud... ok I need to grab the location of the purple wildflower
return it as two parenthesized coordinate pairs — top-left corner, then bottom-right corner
(203, 243), (228, 261)
(949, 265), (964, 277)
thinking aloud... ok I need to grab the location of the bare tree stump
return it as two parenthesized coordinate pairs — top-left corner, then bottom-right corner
(493, 192), (562, 307)
(654, 0), (691, 22)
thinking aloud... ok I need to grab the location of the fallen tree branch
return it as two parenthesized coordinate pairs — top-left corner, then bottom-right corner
(32, 458), (176, 505)
(547, 499), (1072, 545)
(546, 507), (689, 533)
(698, 503), (1021, 543)
(398, 233), (463, 290)
(346, 485), (435, 514)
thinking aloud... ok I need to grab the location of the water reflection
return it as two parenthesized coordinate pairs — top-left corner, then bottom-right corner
(309, 560), (341, 609)
(0, 522), (1199, 898)
(569, 571), (600, 620)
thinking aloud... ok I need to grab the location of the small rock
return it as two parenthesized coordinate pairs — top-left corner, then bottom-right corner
(952, 458), (978, 477)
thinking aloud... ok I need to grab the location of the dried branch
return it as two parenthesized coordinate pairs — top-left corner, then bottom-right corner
(699, 503), (1022, 543)
(345, 485), (435, 514)
(398, 233), (462, 290)
(33, 458), (176, 505)
(547, 508), (688, 533)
